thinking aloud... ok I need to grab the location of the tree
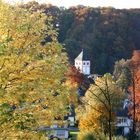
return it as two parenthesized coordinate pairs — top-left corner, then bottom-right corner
(79, 107), (101, 133)
(78, 132), (96, 140)
(128, 50), (140, 138)
(0, 1), (75, 138)
(65, 65), (84, 88)
(79, 74), (125, 140)
(18, 3), (140, 74)
(113, 59), (131, 90)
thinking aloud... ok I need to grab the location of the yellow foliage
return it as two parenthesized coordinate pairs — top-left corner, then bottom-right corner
(79, 109), (101, 133)
(78, 74), (125, 135)
(0, 1), (77, 138)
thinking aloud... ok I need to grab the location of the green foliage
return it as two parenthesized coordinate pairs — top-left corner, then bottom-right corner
(57, 7), (139, 74)
(0, 1), (77, 138)
(78, 132), (127, 140)
(113, 59), (132, 90)
(86, 73), (125, 112)
(96, 133), (127, 140)
(78, 74), (125, 139)
(78, 132), (96, 140)
(0, 103), (13, 125)
(82, 133), (96, 140)
(22, 2), (140, 74)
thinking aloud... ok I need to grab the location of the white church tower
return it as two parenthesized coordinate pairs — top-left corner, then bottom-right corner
(74, 50), (90, 75)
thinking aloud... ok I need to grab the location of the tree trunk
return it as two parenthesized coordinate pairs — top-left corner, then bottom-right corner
(132, 70), (136, 138)
(108, 110), (112, 140)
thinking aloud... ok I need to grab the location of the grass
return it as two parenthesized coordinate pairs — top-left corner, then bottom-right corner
(70, 131), (78, 140)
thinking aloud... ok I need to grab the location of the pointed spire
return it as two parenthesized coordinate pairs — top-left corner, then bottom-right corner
(75, 49), (83, 61)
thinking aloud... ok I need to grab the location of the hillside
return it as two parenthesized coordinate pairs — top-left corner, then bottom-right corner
(22, 2), (140, 74)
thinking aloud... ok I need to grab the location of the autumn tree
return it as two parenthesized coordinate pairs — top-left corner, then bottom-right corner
(113, 59), (131, 90)
(79, 107), (101, 132)
(65, 65), (84, 88)
(0, 1), (76, 138)
(79, 74), (125, 140)
(128, 50), (140, 138)
(18, 2), (140, 74)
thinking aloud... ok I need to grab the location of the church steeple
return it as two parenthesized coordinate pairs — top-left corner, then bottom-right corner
(75, 49), (83, 61)
(74, 50), (90, 75)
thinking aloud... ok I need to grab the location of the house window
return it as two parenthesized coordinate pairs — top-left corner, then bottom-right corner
(117, 118), (126, 124)
(123, 118), (126, 123)
(117, 119), (121, 124)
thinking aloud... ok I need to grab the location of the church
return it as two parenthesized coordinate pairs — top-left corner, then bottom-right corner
(74, 50), (90, 75)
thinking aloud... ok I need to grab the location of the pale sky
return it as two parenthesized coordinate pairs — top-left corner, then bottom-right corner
(4, 0), (140, 9)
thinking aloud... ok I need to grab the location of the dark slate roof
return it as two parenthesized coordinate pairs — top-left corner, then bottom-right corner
(116, 108), (129, 117)
(64, 116), (68, 120)
(75, 50), (90, 61)
(77, 87), (85, 96)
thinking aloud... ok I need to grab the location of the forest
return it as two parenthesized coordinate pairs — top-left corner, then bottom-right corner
(0, 1), (140, 139)
(22, 1), (140, 74)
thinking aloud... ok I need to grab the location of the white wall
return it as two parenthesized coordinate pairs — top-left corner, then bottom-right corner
(75, 60), (83, 73)
(116, 117), (131, 127)
(69, 116), (75, 126)
(116, 117), (132, 135)
(75, 60), (90, 75)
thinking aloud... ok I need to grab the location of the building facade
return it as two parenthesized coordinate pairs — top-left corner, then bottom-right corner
(75, 50), (90, 75)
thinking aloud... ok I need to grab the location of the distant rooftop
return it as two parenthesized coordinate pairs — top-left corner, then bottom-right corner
(75, 50), (90, 61)
(116, 108), (129, 117)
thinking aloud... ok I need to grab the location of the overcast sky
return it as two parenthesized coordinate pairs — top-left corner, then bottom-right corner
(5, 0), (140, 9)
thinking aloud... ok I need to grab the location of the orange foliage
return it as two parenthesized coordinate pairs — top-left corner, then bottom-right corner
(129, 50), (140, 122)
(65, 65), (84, 88)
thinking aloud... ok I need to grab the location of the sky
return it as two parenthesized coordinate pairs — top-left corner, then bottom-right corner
(5, 0), (140, 9)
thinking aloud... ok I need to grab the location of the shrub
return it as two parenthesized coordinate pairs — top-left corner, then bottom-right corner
(78, 132), (96, 140)
(78, 132), (127, 140)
